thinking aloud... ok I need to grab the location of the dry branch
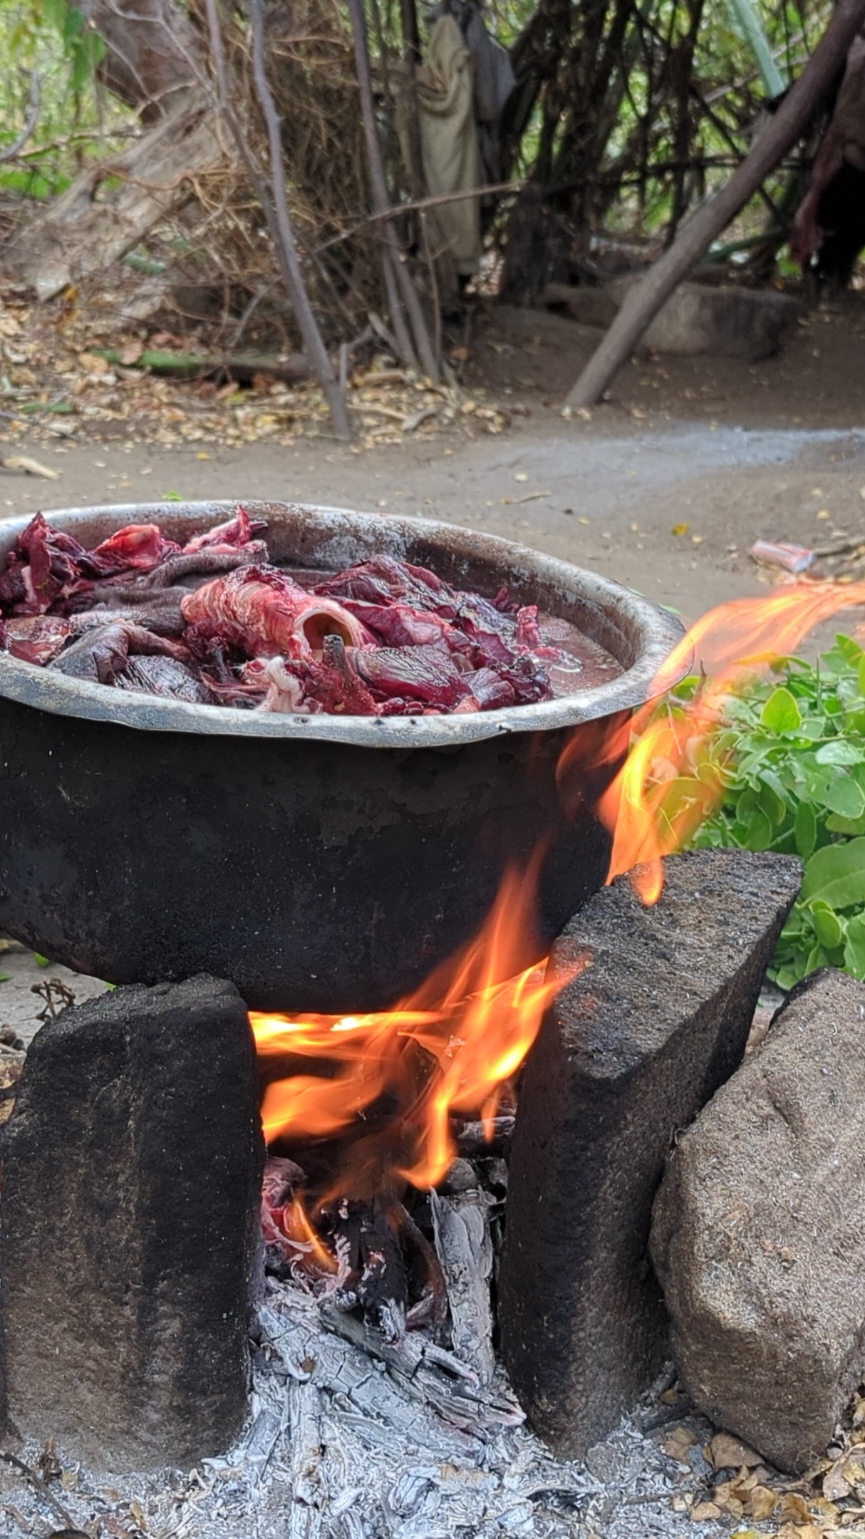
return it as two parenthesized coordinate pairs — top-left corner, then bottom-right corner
(0, 73), (41, 165)
(566, 0), (865, 407)
(203, 0), (351, 440)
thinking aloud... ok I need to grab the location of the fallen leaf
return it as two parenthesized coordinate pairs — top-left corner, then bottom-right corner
(690, 1501), (721, 1521)
(514, 472), (528, 482)
(747, 1484), (778, 1520)
(120, 342), (144, 366)
(708, 1432), (763, 1469)
(671, 521), (690, 536)
(777, 1492), (811, 1523)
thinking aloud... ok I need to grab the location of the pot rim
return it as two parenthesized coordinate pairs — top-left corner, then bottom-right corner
(0, 501), (689, 746)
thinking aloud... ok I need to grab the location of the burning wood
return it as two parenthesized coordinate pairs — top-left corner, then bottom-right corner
(0, 508), (619, 715)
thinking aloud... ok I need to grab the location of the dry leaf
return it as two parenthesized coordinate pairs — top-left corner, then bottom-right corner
(823, 1459), (851, 1501)
(747, 1484), (779, 1519)
(777, 1492), (811, 1523)
(708, 1432), (763, 1469)
(120, 342), (144, 366)
(690, 1500), (721, 1521)
(663, 1429), (698, 1466)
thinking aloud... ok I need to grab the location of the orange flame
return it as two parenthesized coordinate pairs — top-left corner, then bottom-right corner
(561, 581), (865, 904)
(251, 858), (583, 1196)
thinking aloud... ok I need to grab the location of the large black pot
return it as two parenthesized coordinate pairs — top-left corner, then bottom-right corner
(0, 503), (683, 1011)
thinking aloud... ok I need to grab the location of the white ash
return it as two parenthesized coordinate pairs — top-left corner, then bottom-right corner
(0, 1286), (728, 1539)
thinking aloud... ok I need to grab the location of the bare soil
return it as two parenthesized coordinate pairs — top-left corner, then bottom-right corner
(1, 290), (865, 628)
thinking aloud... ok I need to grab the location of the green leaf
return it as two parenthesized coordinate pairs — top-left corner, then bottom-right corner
(32, 952), (51, 968)
(801, 837), (865, 909)
(826, 812), (865, 835)
(794, 801), (817, 859)
(810, 900), (843, 950)
(844, 913), (865, 979)
(814, 740), (865, 766)
(742, 806), (773, 851)
(0, 972), (9, 984)
(760, 686), (802, 734)
(822, 772), (865, 821)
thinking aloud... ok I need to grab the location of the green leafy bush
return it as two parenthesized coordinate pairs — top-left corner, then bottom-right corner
(686, 635), (865, 990)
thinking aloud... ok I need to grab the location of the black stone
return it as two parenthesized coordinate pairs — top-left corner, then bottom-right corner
(0, 975), (264, 1471)
(498, 848), (802, 1460)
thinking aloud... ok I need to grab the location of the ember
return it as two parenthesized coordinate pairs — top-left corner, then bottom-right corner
(0, 509), (614, 716)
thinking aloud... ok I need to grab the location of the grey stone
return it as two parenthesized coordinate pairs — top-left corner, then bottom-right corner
(0, 975), (264, 1470)
(651, 966), (865, 1474)
(499, 848), (801, 1461)
(609, 278), (801, 359)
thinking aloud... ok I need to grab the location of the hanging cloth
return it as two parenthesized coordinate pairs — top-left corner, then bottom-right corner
(416, 14), (482, 273)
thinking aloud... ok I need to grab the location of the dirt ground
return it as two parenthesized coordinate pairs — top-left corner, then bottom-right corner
(2, 289), (865, 628)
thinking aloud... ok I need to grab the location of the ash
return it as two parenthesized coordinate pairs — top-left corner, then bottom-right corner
(0, 1283), (726, 1539)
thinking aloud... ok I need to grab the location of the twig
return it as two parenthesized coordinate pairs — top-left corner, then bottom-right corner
(203, 0), (351, 441)
(311, 182), (523, 255)
(0, 1449), (77, 1530)
(0, 73), (42, 166)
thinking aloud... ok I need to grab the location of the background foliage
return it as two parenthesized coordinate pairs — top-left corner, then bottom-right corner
(683, 637), (865, 990)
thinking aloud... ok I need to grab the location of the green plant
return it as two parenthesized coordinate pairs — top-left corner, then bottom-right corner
(42, 0), (105, 94)
(686, 634), (865, 990)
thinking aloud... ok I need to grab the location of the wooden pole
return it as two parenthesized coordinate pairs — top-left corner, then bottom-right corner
(565, 0), (865, 409)
(347, 0), (441, 383)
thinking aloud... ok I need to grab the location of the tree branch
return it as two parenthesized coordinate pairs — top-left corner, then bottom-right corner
(566, 0), (865, 409)
(0, 73), (41, 165)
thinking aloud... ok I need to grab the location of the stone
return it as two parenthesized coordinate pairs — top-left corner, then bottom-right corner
(498, 848), (801, 1461)
(0, 975), (264, 1471)
(651, 966), (865, 1474)
(610, 278), (801, 359)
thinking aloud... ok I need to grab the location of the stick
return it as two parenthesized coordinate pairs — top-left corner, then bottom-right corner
(203, 0), (352, 441)
(94, 346), (311, 381)
(346, 0), (440, 382)
(311, 181), (522, 255)
(565, 0), (865, 408)
(0, 1449), (77, 1530)
(430, 1189), (495, 1387)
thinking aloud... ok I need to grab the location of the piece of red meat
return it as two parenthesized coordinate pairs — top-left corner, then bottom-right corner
(181, 566), (369, 659)
(0, 513), (92, 614)
(80, 523), (182, 576)
(2, 615), (71, 665)
(340, 600), (456, 650)
(182, 505), (267, 554)
(314, 554), (446, 610)
(350, 643), (472, 709)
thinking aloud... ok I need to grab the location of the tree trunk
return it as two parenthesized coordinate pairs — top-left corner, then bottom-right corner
(80, 0), (206, 121)
(6, 0), (225, 301)
(5, 106), (224, 300)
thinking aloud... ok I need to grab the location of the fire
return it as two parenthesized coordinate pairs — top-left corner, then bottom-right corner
(253, 579), (865, 1206)
(251, 858), (584, 1196)
(567, 582), (865, 904)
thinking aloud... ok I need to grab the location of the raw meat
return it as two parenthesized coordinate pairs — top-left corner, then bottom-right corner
(0, 507), (602, 716)
(180, 566), (369, 659)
